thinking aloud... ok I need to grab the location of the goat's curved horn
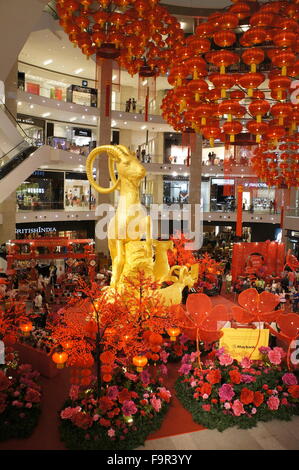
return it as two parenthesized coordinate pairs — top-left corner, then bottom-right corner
(86, 145), (121, 194)
(178, 266), (188, 283)
(116, 145), (131, 156)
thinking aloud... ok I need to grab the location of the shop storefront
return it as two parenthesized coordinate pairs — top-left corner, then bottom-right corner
(16, 170), (64, 211)
(287, 231), (299, 258)
(15, 220), (95, 240)
(242, 181), (275, 211)
(65, 172), (96, 211)
(163, 176), (189, 204)
(66, 84), (98, 107)
(210, 178), (235, 212)
(47, 123), (97, 156)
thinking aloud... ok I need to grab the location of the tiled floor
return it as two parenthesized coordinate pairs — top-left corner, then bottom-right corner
(138, 417), (299, 450)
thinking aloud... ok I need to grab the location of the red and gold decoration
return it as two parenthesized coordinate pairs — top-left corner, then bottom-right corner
(161, 0), (299, 163)
(251, 133), (299, 188)
(56, 0), (185, 78)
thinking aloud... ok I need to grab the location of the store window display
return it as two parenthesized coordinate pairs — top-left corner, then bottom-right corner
(16, 171), (64, 211)
(65, 172), (96, 211)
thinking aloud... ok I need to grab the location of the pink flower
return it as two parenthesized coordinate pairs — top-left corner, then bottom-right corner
(241, 374), (255, 384)
(160, 351), (169, 364)
(140, 370), (151, 385)
(219, 384), (235, 401)
(274, 347), (286, 358)
(108, 428), (115, 438)
(251, 407), (257, 415)
(232, 399), (245, 416)
(179, 363), (192, 375)
(25, 402), (32, 408)
(224, 402), (231, 410)
(190, 380), (197, 388)
(69, 385), (79, 401)
(282, 373), (298, 386)
(107, 386), (119, 400)
(219, 354), (234, 366)
(60, 406), (81, 420)
(12, 401), (23, 407)
(240, 357), (253, 369)
(202, 394), (209, 400)
(268, 350), (282, 365)
(150, 397), (162, 412)
(122, 400), (138, 416)
(159, 364), (168, 376)
(281, 398), (288, 405)
(267, 396), (280, 410)
(259, 346), (271, 354)
(93, 414), (100, 421)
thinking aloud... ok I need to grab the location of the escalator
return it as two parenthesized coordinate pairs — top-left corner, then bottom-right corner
(0, 98), (51, 204)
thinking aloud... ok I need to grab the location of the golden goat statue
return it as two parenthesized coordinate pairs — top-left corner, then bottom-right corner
(86, 145), (198, 305)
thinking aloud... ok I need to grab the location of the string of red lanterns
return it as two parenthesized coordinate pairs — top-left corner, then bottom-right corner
(161, 0), (299, 150)
(251, 133), (299, 188)
(55, 0), (185, 78)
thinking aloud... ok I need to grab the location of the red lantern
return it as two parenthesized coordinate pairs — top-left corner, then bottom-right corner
(20, 322), (33, 337)
(242, 48), (265, 72)
(214, 31), (236, 48)
(238, 72), (265, 97)
(223, 121), (243, 143)
(248, 100), (270, 121)
(133, 355), (148, 372)
(247, 121), (269, 143)
(52, 352), (68, 369)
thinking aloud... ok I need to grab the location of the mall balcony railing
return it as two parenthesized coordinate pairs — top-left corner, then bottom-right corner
(16, 200), (96, 212)
(286, 207), (299, 217)
(112, 99), (162, 116)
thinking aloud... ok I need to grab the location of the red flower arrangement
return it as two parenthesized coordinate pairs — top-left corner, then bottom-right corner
(175, 347), (299, 431)
(0, 363), (41, 441)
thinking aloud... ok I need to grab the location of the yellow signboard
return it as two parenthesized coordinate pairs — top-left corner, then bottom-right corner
(219, 328), (269, 361)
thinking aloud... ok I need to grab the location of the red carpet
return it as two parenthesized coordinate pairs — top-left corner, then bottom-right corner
(0, 295), (233, 449)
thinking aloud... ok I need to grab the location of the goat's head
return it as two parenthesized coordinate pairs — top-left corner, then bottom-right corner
(86, 145), (146, 195)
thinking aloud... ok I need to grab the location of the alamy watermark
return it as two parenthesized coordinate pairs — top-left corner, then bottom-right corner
(94, 201), (203, 250)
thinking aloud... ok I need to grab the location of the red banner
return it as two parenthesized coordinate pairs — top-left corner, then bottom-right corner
(236, 185), (243, 237)
(280, 206), (284, 229)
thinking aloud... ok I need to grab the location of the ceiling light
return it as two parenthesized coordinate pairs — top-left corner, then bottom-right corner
(112, 75), (117, 81)
(42, 112), (51, 117)
(43, 59), (53, 66)
(142, 80), (148, 86)
(112, 120), (117, 126)
(30, 104), (34, 109)
(93, 116), (97, 121)
(82, 115), (85, 119)
(18, 101), (22, 106)
(124, 121), (127, 125)
(141, 125), (146, 130)
(74, 68), (83, 74)
(70, 117), (77, 122)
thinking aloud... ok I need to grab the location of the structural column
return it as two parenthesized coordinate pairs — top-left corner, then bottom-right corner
(0, 62), (18, 245)
(188, 134), (202, 237)
(95, 59), (113, 257)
